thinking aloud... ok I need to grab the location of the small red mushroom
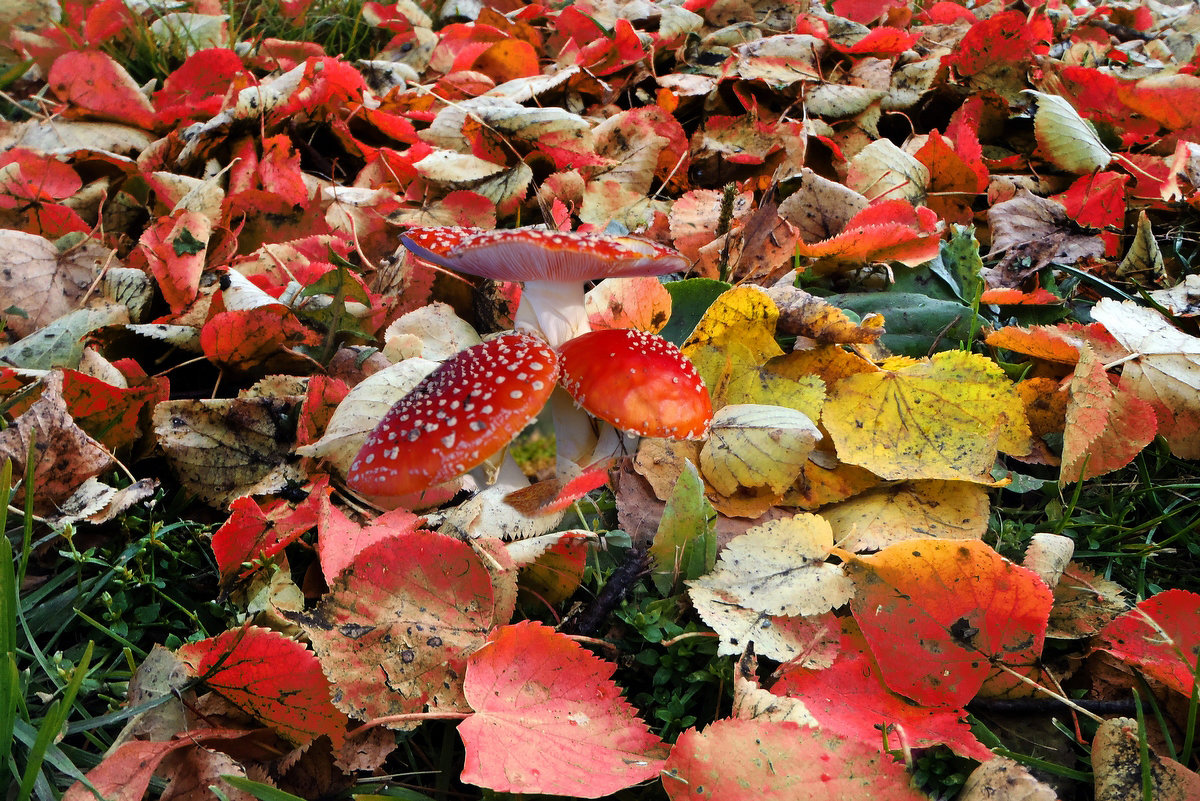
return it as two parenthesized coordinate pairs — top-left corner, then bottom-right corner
(557, 328), (712, 440)
(400, 227), (687, 347)
(347, 333), (559, 506)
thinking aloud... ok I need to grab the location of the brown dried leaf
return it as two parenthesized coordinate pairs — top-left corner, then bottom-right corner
(0, 371), (113, 512)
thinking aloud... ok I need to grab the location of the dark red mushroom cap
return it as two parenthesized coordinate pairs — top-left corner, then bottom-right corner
(347, 333), (559, 504)
(400, 227), (688, 284)
(557, 328), (712, 440)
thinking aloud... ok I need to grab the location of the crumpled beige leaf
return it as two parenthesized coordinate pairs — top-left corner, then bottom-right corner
(153, 396), (305, 506)
(1092, 718), (1200, 801)
(0, 230), (106, 338)
(0, 371), (113, 513)
(1089, 298), (1200, 458)
(959, 756), (1058, 801)
(688, 514), (853, 616)
(689, 585), (842, 662)
(845, 138), (929, 204)
(699, 404), (822, 495)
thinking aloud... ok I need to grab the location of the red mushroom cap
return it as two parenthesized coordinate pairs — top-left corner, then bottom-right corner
(557, 328), (712, 440)
(347, 333), (559, 504)
(400, 227), (688, 284)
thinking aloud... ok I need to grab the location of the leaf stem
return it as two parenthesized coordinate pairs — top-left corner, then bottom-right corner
(347, 711), (470, 738)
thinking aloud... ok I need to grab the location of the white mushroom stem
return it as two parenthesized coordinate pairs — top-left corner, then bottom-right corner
(515, 280), (591, 348)
(548, 388), (599, 474)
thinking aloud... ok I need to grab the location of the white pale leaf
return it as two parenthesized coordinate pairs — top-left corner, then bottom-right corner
(1026, 90), (1112, 175)
(383, 301), (481, 362)
(699, 404), (821, 495)
(688, 514), (853, 617)
(846, 138), (929, 204)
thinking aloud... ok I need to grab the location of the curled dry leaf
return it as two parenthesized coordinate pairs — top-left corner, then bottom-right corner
(1061, 345), (1157, 482)
(1021, 533), (1075, 591)
(1090, 298), (1200, 458)
(959, 757), (1058, 801)
(0, 230), (103, 339)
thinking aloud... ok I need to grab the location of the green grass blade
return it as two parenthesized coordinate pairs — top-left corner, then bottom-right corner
(220, 775), (310, 801)
(16, 641), (93, 801)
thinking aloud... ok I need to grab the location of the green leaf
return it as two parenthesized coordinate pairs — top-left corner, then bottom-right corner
(650, 459), (717, 595)
(219, 776), (310, 801)
(171, 228), (206, 256)
(661, 278), (732, 346)
(0, 305), (128, 369)
(827, 292), (976, 357)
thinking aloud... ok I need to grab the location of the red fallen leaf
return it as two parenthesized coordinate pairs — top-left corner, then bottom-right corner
(1061, 346), (1157, 482)
(134, 211), (210, 315)
(916, 1), (976, 24)
(301, 531), (495, 721)
(1117, 74), (1200, 135)
(503, 459), (615, 516)
(662, 718), (927, 800)
(62, 728), (256, 801)
(81, 0), (135, 45)
(470, 38), (541, 84)
(827, 26), (920, 56)
(200, 306), (321, 371)
(60, 369), (157, 451)
(830, 0), (908, 25)
(1097, 589), (1200, 698)
(774, 619), (992, 760)
(986, 325), (1082, 364)
(274, 56), (366, 120)
(0, 149), (89, 236)
(794, 199), (943, 273)
(297, 375), (349, 447)
(944, 11), (1052, 78)
(210, 484), (323, 585)
(1053, 172), (1128, 257)
(517, 531), (592, 606)
(459, 621), (666, 796)
(47, 50), (156, 130)
(315, 493), (421, 584)
(1052, 67), (1154, 148)
(155, 49), (252, 127)
(250, 38), (326, 72)
(572, 18), (646, 76)
(840, 538), (1053, 708)
(911, 131), (988, 224)
(980, 288), (1062, 305)
(0, 149), (82, 204)
(177, 625), (347, 747)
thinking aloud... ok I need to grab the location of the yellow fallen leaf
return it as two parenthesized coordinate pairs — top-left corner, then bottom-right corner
(688, 514), (853, 616)
(821, 480), (989, 552)
(700, 403), (821, 495)
(823, 350), (1031, 482)
(682, 285), (783, 364)
(1026, 90), (1112, 175)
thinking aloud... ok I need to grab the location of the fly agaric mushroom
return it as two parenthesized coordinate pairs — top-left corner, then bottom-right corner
(557, 328), (712, 440)
(347, 333), (559, 506)
(400, 227), (688, 347)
